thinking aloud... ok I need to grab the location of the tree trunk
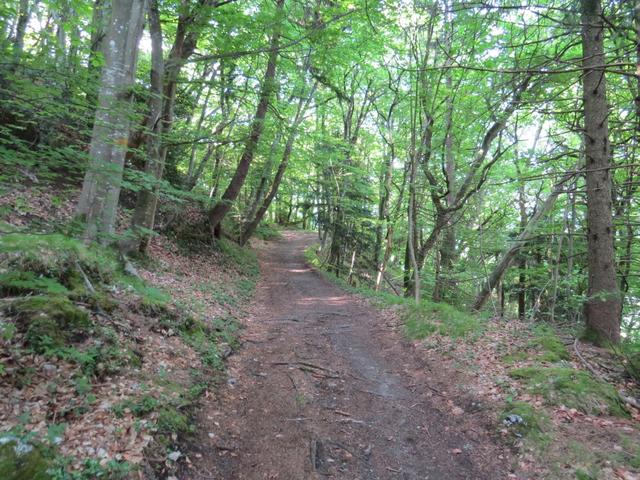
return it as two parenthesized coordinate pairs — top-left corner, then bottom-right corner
(76, 0), (146, 244)
(408, 148), (420, 303)
(12, 0), (31, 67)
(433, 2), (456, 302)
(581, 0), (621, 344)
(208, 0), (284, 238)
(121, 0), (164, 254)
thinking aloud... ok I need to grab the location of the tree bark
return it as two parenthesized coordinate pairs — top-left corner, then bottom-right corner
(12, 0), (32, 67)
(581, 0), (621, 344)
(76, 0), (146, 244)
(121, 0), (164, 254)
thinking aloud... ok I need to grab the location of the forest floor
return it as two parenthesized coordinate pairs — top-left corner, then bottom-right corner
(180, 231), (512, 479)
(2, 185), (639, 479)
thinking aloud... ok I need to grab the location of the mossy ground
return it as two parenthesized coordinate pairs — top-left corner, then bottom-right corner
(0, 229), (257, 478)
(0, 440), (51, 480)
(509, 366), (627, 417)
(500, 400), (552, 448)
(8, 295), (91, 352)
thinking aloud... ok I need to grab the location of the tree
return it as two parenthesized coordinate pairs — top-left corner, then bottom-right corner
(581, 0), (621, 344)
(208, 0), (285, 238)
(76, 0), (146, 244)
(121, 0), (165, 254)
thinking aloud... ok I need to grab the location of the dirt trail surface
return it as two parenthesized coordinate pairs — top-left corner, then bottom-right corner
(182, 232), (511, 479)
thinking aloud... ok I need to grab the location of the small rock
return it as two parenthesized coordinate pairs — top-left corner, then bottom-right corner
(0, 435), (18, 446)
(219, 343), (232, 359)
(503, 414), (525, 427)
(97, 448), (108, 458)
(227, 377), (237, 386)
(451, 406), (464, 416)
(167, 451), (181, 462)
(42, 363), (57, 378)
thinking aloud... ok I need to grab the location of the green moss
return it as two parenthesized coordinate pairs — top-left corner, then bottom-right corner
(0, 233), (119, 287)
(403, 301), (484, 340)
(501, 400), (551, 446)
(530, 325), (570, 362)
(0, 439), (51, 480)
(509, 366), (627, 417)
(8, 295), (91, 352)
(0, 271), (69, 296)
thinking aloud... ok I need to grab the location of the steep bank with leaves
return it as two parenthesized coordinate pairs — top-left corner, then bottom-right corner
(0, 186), (260, 478)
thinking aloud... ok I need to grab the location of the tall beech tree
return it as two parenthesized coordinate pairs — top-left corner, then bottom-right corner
(76, 0), (146, 244)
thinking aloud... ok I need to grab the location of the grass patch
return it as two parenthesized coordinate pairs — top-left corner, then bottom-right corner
(215, 238), (259, 279)
(0, 271), (69, 296)
(508, 366), (627, 417)
(501, 400), (551, 447)
(403, 301), (484, 340)
(529, 325), (570, 362)
(7, 295), (91, 352)
(253, 223), (282, 241)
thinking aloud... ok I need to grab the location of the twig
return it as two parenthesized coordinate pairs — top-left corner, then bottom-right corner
(574, 338), (640, 410)
(74, 259), (95, 294)
(573, 338), (603, 380)
(337, 418), (368, 425)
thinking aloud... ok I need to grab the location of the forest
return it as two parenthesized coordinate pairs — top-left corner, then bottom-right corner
(1, 0), (640, 478)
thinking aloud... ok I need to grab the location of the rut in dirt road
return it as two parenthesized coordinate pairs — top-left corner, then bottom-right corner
(182, 231), (511, 479)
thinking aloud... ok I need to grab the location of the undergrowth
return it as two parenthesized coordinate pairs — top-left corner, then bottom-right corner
(509, 366), (627, 417)
(0, 229), (253, 478)
(304, 244), (485, 340)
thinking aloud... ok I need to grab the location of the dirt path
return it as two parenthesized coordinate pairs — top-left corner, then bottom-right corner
(182, 231), (511, 479)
